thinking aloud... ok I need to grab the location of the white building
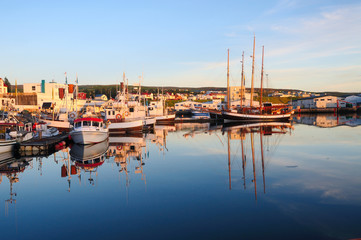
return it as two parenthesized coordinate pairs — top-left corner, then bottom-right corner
(292, 96), (346, 109)
(175, 101), (202, 111)
(22, 80), (87, 111)
(0, 78), (8, 94)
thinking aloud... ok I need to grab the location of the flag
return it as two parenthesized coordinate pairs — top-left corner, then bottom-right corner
(65, 72), (67, 84)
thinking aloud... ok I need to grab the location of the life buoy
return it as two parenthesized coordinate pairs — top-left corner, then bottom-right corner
(125, 111), (129, 117)
(116, 114), (122, 120)
(69, 112), (76, 118)
(116, 145), (122, 151)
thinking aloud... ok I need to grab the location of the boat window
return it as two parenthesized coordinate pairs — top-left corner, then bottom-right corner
(320, 99), (325, 101)
(108, 111), (111, 115)
(327, 99), (332, 101)
(129, 108), (134, 112)
(92, 121), (99, 127)
(83, 121), (91, 126)
(113, 111), (115, 115)
(75, 122), (81, 128)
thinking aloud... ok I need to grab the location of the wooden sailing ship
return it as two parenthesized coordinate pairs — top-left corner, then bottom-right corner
(222, 36), (293, 123)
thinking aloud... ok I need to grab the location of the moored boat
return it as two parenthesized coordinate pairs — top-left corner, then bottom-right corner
(70, 117), (109, 145)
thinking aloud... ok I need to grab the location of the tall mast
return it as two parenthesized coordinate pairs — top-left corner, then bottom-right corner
(76, 73), (78, 113)
(240, 51), (244, 107)
(250, 36), (255, 108)
(260, 46), (264, 112)
(65, 72), (68, 113)
(227, 49), (230, 110)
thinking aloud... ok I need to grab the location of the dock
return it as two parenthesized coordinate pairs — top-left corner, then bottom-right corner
(16, 132), (70, 156)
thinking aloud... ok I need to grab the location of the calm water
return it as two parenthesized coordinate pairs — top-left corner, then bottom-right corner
(1, 115), (361, 240)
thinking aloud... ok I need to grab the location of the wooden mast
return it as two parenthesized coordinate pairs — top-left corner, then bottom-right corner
(250, 36), (255, 108)
(260, 46), (264, 112)
(240, 51), (244, 108)
(227, 49), (230, 110)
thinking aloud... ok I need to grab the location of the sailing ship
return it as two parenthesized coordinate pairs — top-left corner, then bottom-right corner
(222, 37), (293, 123)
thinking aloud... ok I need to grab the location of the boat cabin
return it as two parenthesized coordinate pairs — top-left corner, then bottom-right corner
(74, 118), (106, 129)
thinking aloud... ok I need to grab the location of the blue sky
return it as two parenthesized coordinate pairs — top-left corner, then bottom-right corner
(1, 0), (360, 92)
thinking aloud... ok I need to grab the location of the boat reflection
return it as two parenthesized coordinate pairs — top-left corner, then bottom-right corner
(223, 122), (292, 200)
(68, 141), (109, 187)
(0, 153), (32, 214)
(108, 133), (147, 186)
(293, 113), (361, 128)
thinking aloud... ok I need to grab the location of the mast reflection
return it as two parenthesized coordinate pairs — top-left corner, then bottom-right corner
(223, 122), (292, 201)
(0, 153), (32, 215)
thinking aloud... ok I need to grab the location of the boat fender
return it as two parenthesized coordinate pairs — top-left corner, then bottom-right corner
(116, 114), (122, 120)
(117, 145), (122, 151)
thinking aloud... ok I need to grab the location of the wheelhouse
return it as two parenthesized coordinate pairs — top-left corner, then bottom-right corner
(74, 118), (105, 129)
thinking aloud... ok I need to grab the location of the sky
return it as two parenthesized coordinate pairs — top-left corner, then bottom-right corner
(1, 0), (360, 92)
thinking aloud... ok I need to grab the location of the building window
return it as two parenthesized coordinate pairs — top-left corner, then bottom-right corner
(327, 99), (332, 101)
(32, 86), (36, 91)
(320, 99), (325, 101)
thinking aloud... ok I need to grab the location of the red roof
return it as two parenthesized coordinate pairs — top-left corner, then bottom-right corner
(74, 117), (103, 123)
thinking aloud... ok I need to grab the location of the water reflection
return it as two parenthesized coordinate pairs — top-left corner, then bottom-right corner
(293, 113), (361, 127)
(0, 153), (32, 214)
(223, 122), (293, 200)
(0, 121), (361, 239)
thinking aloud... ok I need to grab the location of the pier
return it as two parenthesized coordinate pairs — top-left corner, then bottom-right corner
(16, 132), (70, 156)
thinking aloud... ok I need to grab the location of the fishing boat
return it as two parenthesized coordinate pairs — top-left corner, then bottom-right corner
(70, 117), (109, 145)
(147, 98), (175, 124)
(222, 37), (293, 123)
(0, 122), (33, 153)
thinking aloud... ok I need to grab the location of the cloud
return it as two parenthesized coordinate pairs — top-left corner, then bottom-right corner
(265, 0), (299, 15)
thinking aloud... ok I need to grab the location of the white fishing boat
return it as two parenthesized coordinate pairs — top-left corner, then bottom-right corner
(33, 122), (59, 137)
(0, 122), (33, 153)
(70, 117), (109, 145)
(108, 119), (144, 133)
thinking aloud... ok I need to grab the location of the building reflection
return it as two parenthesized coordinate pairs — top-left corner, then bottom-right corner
(223, 122), (293, 201)
(293, 113), (361, 128)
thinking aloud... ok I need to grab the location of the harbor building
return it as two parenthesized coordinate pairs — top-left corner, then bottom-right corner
(0, 78), (8, 94)
(291, 96), (346, 109)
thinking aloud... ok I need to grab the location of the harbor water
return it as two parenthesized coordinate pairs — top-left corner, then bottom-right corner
(0, 115), (361, 240)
